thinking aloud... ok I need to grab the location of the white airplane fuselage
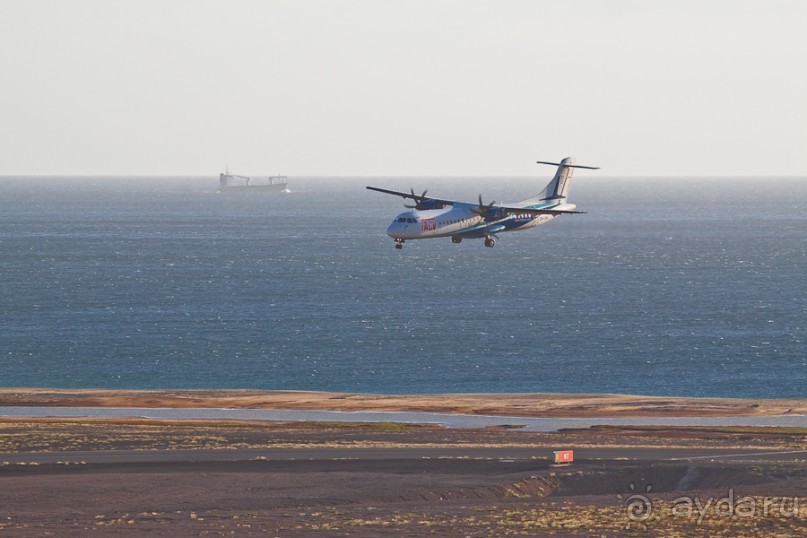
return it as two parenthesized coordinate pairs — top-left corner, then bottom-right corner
(386, 203), (561, 241)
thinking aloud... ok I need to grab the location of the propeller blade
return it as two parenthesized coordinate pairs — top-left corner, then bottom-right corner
(403, 188), (430, 210)
(472, 195), (498, 220)
(405, 188), (429, 210)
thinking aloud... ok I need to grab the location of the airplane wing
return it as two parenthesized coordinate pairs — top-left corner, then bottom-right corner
(365, 186), (454, 208)
(367, 186), (584, 215)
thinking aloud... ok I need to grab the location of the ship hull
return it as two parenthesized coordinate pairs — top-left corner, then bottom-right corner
(218, 183), (289, 192)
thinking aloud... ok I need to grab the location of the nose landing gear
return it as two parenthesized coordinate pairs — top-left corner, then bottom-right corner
(394, 239), (405, 250)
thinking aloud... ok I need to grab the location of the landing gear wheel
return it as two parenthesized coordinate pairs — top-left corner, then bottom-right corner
(484, 237), (496, 248)
(451, 236), (462, 244)
(394, 239), (405, 250)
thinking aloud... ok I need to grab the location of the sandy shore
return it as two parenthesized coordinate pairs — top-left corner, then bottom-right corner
(0, 388), (804, 417)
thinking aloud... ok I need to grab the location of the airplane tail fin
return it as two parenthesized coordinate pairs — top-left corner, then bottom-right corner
(518, 157), (599, 206)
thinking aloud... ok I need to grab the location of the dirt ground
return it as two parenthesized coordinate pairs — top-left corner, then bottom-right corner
(2, 459), (804, 537)
(1, 418), (806, 536)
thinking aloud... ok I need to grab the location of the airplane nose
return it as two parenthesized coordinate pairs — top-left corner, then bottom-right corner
(387, 214), (419, 239)
(386, 221), (401, 238)
(387, 219), (412, 239)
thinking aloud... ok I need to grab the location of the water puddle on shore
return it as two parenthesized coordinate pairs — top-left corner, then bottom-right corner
(1, 407), (805, 431)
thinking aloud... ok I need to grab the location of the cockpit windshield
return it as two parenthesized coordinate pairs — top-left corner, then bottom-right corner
(396, 217), (417, 223)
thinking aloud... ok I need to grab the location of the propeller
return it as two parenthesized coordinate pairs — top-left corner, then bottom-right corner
(471, 194), (498, 221)
(404, 189), (429, 210)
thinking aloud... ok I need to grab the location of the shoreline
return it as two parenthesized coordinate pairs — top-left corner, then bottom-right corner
(0, 388), (804, 418)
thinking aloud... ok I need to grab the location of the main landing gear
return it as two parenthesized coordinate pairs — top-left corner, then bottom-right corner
(394, 239), (404, 250)
(451, 236), (462, 244)
(484, 236), (496, 248)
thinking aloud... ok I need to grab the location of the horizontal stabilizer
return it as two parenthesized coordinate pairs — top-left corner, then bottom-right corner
(536, 160), (600, 170)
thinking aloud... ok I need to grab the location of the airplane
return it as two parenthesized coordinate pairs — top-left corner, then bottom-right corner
(367, 157), (599, 249)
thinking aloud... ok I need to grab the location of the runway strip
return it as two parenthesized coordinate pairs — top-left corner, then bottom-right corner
(2, 447), (806, 466)
(1, 406), (806, 431)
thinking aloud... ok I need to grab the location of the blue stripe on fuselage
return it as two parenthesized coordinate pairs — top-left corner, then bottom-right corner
(453, 215), (537, 238)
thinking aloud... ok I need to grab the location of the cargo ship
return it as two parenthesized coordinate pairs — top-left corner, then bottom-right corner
(218, 168), (289, 192)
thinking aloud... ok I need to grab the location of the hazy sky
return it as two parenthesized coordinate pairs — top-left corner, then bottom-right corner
(1, 0), (805, 176)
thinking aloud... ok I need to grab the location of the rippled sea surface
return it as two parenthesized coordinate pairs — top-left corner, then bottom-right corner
(1, 176), (804, 397)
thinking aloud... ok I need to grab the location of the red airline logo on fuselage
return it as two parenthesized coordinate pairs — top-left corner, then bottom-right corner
(421, 219), (437, 231)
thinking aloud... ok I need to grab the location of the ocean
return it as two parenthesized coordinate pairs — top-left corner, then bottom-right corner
(1, 176), (804, 398)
